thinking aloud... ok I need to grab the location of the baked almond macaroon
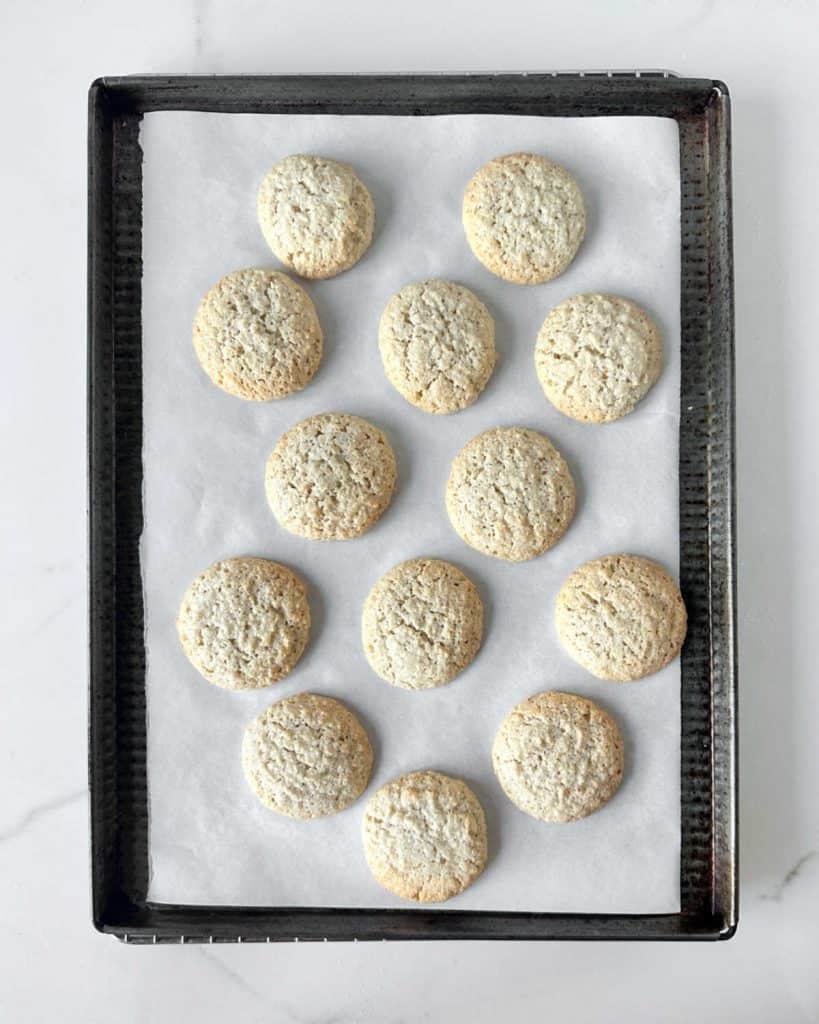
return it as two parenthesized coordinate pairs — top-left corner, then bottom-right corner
(177, 557), (310, 690)
(192, 268), (323, 401)
(362, 558), (484, 690)
(362, 770), (488, 903)
(445, 427), (576, 562)
(556, 554), (687, 681)
(265, 413), (397, 541)
(536, 294), (662, 423)
(257, 154), (375, 279)
(242, 693), (373, 819)
(378, 280), (496, 414)
(463, 152), (586, 285)
(493, 691), (624, 823)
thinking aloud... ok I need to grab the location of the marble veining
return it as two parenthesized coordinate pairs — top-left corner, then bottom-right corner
(761, 851), (819, 902)
(0, 790), (86, 843)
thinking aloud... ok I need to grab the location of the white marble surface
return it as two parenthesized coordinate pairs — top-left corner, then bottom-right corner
(2, 0), (818, 1020)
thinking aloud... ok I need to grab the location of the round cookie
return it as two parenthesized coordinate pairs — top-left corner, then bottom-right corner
(192, 269), (322, 401)
(492, 690), (624, 823)
(266, 409), (397, 540)
(556, 554), (687, 681)
(265, 413), (397, 541)
(177, 557), (310, 690)
(445, 427), (576, 562)
(362, 558), (484, 690)
(242, 693), (373, 819)
(462, 153), (586, 285)
(536, 294), (662, 423)
(257, 154), (375, 279)
(378, 280), (496, 414)
(362, 770), (488, 903)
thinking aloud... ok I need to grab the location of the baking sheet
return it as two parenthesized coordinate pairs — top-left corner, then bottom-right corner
(141, 112), (681, 913)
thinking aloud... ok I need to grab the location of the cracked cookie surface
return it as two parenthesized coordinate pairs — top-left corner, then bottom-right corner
(361, 558), (483, 690)
(192, 268), (323, 401)
(242, 693), (373, 819)
(536, 293), (662, 423)
(445, 427), (576, 562)
(378, 280), (496, 414)
(555, 554), (687, 681)
(493, 690), (624, 822)
(462, 152), (586, 285)
(177, 557), (310, 690)
(362, 770), (488, 903)
(265, 413), (397, 541)
(257, 154), (374, 279)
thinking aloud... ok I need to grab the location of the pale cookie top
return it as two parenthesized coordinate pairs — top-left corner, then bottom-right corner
(257, 154), (375, 279)
(242, 693), (373, 819)
(445, 427), (576, 562)
(361, 558), (484, 690)
(265, 413), (397, 541)
(536, 294), (662, 423)
(362, 770), (488, 903)
(556, 554), (688, 681)
(492, 690), (624, 823)
(192, 269), (323, 401)
(378, 280), (496, 414)
(462, 153), (586, 285)
(177, 557), (310, 690)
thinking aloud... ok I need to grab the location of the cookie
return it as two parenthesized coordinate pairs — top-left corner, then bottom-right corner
(192, 269), (323, 401)
(462, 153), (586, 285)
(362, 558), (483, 690)
(242, 692), (373, 819)
(362, 770), (488, 903)
(378, 280), (496, 414)
(257, 154), (375, 279)
(265, 413), (397, 541)
(555, 554), (687, 681)
(445, 427), (576, 562)
(536, 294), (662, 423)
(492, 690), (624, 823)
(177, 557), (310, 690)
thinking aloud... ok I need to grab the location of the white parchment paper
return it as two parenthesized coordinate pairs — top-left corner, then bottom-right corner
(142, 112), (681, 912)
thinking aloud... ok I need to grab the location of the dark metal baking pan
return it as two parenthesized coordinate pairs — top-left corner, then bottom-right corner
(88, 73), (736, 942)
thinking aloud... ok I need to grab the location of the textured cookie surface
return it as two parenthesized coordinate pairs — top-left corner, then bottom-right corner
(362, 559), (484, 690)
(192, 269), (323, 401)
(378, 280), (496, 414)
(177, 557), (310, 690)
(536, 294), (662, 423)
(265, 413), (397, 540)
(242, 693), (373, 819)
(463, 153), (586, 285)
(556, 554), (687, 681)
(257, 154), (375, 279)
(362, 771), (488, 903)
(493, 690), (624, 823)
(445, 427), (576, 561)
